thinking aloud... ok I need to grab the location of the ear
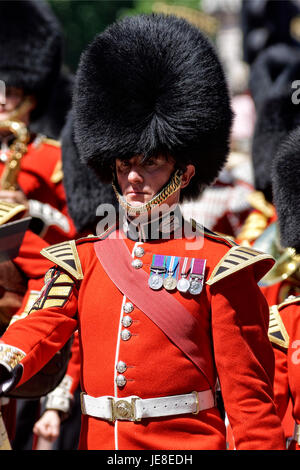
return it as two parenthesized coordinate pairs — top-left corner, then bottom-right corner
(180, 165), (195, 189)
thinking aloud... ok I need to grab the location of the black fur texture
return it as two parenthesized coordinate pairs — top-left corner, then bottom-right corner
(272, 127), (300, 252)
(61, 111), (117, 233)
(73, 14), (233, 201)
(249, 44), (300, 202)
(0, 0), (63, 119)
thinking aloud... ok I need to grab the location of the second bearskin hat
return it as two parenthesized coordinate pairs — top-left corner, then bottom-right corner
(241, 0), (300, 65)
(249, 44), (300, 202)
(73, 14), (233, 201)
(0, 0), (64, 122)
(272, 126), (300, 253)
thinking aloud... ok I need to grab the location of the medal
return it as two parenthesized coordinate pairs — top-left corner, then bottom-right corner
(148, 254), (166, 290)
(188, 259), (206, 295)
(149, 273), (164, 290)
(163, 256), (179, 291)
(177, 257), (191, 293)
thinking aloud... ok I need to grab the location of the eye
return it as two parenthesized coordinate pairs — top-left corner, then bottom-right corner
(144, 158), (157, 167)
(117, 161), (131, 172)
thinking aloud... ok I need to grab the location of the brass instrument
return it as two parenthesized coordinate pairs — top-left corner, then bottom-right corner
(0, 96), (33, 190)
(0, 120), (29, 190)
(253, 222), (300, 287)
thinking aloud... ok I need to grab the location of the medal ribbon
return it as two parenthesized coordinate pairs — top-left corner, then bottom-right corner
(164, 256), (179, 280)
(191, 258), (206, 277)
(150, 254), (166, 277)
(179, 257), (192, 279)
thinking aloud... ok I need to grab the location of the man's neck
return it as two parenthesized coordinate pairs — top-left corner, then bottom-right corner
(121, 204), (184, 242)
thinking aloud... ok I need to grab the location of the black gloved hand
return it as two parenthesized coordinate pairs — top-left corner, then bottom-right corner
(0, 364), (23, 396)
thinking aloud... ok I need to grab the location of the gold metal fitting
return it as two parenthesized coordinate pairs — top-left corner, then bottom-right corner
(191, 391), (200, 415)
(109, 397), (141, 422)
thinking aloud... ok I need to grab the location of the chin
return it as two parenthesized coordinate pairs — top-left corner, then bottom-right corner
(127, 199), (146, 207)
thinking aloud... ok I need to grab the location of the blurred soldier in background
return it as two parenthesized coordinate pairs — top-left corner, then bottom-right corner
(0, 0), (77, 451)
(0, 0), (76, 244)
(266, 128), (300, 449)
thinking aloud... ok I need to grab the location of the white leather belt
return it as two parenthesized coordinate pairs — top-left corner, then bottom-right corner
(80, 389), (215, 422)
(293, 423), (300, 445)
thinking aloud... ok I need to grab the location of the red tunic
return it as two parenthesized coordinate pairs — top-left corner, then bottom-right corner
(269, 297), (300, 450)
(0, 225), (285, 450)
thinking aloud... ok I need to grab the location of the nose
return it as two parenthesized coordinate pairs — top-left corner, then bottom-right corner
(127, 166), (144, 184)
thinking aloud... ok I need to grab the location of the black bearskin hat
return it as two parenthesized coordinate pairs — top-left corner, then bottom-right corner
(241, 0), (300, 65)
(272, 127), (300, 252)
(249, 44), (300, 202)
(73, 14), (233, 201)
(0, 0), (63, 121)
(61, 111), (117, 234)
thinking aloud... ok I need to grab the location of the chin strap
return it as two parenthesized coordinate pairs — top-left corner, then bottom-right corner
(112, 169), (182, 217)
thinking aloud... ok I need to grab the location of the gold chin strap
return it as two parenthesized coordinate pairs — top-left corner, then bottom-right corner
(112, 169), (182, 217)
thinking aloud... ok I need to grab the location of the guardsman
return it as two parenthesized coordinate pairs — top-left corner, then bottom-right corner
(236, 43), (300, 246)
(264, 126), (300, 449)
(0, 0), (76, 245)
(0, 14), (285, 450)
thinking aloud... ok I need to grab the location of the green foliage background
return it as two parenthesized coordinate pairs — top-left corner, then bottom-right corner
(48, 0), (202, 72)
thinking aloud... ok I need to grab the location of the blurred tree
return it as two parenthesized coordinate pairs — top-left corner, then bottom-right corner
(48, 0), (134, 72)
(48, 0), (217, 73)
(121, 0), (202, 16)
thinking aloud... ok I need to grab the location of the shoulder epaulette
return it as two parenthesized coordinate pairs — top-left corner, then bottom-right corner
(0, 201), (26, 226)
(206, 245), (274, 286)
(191, 219), (237, 249)
(278, 295), (300, 310)
(41, 240), (83, 280)
(42, 137), (61, 148)
(268, 305), (289, 349)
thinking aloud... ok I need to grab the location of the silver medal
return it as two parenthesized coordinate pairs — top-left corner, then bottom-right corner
(189, 276), (203, 295)
(149, 273), (164, 290)
(177, 277), (190, 293)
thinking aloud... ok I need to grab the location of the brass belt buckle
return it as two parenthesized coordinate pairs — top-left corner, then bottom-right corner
(109, 397), (141, 422)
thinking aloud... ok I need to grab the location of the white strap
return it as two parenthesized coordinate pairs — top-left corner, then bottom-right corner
(81, 389), (215, 422)
(293, 422), (300, 445)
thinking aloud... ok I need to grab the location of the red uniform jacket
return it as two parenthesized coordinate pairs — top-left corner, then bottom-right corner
(0, 223), (285, 450)
(0, 136), (76, 244)
(268, 296), (300, 449)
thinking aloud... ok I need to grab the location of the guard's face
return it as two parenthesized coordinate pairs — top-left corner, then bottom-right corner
(116, 155), (176, 207)
(0, 87), (24, 120)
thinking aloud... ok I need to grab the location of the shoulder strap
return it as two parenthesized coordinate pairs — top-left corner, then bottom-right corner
(206, 245), (275, 286)
(268, 305), (289, 349)
(40, 240), (83, 280)
(191, 219), (237, 248)
(0, 201), (26, 226)
(278, 295), (300, 310)
(42, 137), (61, 148)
